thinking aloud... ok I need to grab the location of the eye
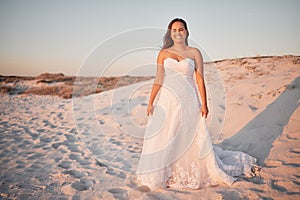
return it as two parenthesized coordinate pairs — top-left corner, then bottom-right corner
(179, 28), (184, 32)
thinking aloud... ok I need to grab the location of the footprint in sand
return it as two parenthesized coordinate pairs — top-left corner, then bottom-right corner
(58, 160), (73, 169)
(98, 120), (105, 124)
(108, 187), (128, 199)
(248, 105), (258, 112)
(289, 147), (300, 154)
(63, 170), (86, 179)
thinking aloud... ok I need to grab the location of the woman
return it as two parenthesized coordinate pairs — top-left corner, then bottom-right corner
(136, 18), (260, 190)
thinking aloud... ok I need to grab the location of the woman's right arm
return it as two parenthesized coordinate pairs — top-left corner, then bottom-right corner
(147, 51), (165, 115)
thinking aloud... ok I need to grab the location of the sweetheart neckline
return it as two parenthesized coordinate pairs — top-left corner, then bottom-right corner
(164, 57), (194, 63)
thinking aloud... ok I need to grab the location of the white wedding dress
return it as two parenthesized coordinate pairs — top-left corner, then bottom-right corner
(136, 58), (258, 190)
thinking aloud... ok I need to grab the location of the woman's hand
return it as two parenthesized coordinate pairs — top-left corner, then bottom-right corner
(147, 104), (154, 116)
(201, 105), (209, 118)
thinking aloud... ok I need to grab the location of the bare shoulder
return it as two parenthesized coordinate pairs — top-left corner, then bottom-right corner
(159, 49), (169, 57)
(189, 47), (203, 71)
(157, 49), (168, 63)
(188, 47), (202, 59)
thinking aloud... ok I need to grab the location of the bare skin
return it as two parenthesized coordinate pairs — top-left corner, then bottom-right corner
(147, 21), (209, 118)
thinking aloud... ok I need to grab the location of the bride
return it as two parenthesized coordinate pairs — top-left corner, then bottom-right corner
(136, 18), (260, 190)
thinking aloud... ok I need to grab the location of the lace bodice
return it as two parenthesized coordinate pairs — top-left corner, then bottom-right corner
(163, 58), (195, 79)
(136, 56), (258, 190)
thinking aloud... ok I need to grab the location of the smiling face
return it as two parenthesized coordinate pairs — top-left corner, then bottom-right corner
(163, 18), (189, 49)
(170, 21), (187, 44)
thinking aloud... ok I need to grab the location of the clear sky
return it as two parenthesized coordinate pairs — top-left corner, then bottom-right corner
(0, 0), (299, 76)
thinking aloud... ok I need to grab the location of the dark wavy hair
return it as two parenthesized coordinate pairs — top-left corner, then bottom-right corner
(162, 18), (189, 49)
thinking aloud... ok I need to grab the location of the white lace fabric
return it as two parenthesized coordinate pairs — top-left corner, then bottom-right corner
(136, 58), (257, 190)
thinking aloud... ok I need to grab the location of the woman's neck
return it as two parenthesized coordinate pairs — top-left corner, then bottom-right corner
(172, 42), (187, 51)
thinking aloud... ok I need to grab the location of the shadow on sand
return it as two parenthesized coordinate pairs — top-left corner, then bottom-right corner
(218, 76), (300, 165)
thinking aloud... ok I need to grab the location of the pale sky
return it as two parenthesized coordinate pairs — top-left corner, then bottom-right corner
(0, 0), (299, 76)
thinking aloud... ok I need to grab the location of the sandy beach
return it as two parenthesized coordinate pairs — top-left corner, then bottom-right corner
(0, 55), (299, 199)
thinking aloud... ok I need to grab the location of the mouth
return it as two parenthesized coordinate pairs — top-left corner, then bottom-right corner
(174, 35), (182, 39)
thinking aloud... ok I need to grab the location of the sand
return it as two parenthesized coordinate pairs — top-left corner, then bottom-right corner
(0, 55), (299, 199)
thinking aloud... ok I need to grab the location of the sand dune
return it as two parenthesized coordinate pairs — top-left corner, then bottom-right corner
(0, 55), (299, 199)
(0, 73), (153, 99)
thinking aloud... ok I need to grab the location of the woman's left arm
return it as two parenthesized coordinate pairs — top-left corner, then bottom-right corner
(193, 48), (209, 118)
